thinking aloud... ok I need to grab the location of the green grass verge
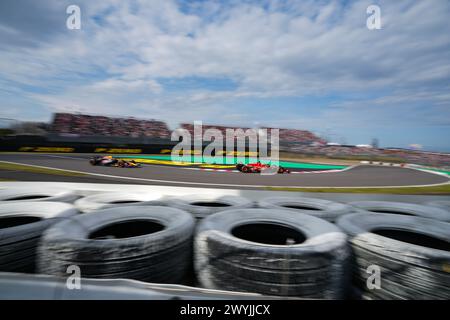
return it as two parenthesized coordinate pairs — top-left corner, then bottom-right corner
(0, 162), (86, 177)
(265, 184), (450, 195)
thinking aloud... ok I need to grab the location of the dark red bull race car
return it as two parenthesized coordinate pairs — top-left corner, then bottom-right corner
(236, 162), (291, 174)
(89, 156), (141, 168)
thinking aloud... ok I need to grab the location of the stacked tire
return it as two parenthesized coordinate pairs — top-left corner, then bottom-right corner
(348, 201), (450, 222)
(0, 187), (79, 203)
(195, 208), (351, 298)
(166, 195), (254, 219)
(0, 202), (78, 273)
(427, 201), (450, 212)
(337, 213), (450, 300)
(38, 206), (195, 284)
(258, 197), (353, 222)
(74, 192), (166, 212)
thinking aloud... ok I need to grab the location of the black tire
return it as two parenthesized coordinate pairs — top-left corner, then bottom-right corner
(0, 187), (79, 203)
(195, 208), (350, 298)
(258, 197), (353, 222)
(74, 192), (166, 212)
(336, 213), (450, 300)
(38, 206), (195, 284)
(0, 202), (78, 273)
(348, 201), (450, 222)
(165, 195), (254, 219)
(281, 167), (291, 174)
(90, 156), (102, 165)
(277, 166), (290, 174)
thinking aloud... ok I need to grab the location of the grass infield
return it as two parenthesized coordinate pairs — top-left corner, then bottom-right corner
(0, 162), (86, 177)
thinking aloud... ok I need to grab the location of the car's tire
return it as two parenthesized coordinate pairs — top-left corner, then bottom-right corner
(257, 197), (353, 222)
(195, 208), (350, 298)
(348, 201), (450, 222)
(277, 166), (290, 174)
(165, 195), (254, 219)
(336, 213), (450, 300)
(0, 202), (78, 273)
(0, 187), (79, 203)
(74, 192), (166, 212)
(38, 206), (195, 284)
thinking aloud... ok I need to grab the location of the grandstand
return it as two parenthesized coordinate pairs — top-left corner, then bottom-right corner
(51, 114), (326, 145)
(180, 123), (326, 145)
(281, 144), (450, 167)
(263, 127), (326, 145)
(180, 123), (252, 140)
(5, 113), (449, 167)
(51, 113), (171, 139)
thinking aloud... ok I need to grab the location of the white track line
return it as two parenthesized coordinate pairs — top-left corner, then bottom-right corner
(1, 160), (449, 189)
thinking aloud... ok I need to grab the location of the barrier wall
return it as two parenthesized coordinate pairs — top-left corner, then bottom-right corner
(0, 140), (172, 154)
(0, 136), (261, 156)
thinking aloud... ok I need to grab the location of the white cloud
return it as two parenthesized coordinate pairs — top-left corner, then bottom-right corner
(0, 0), (448, 143)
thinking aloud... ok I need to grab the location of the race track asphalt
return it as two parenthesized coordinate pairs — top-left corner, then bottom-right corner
(0, 153), (448, 189)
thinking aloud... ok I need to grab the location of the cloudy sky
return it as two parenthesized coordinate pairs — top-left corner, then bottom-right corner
(0, 0), (449, 151)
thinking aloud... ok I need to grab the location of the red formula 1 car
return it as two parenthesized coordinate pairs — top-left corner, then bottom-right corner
(89, 156), (141, 168)
(236, 162), (291, 174)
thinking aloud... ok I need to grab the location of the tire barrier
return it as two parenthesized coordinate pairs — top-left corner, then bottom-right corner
(348, 201), (450, 222)
(0, 202), (78, 273)
(257, 197), (353, 222)
(0, 186), (448, 300)
(37, 206), (195, 284)
(165, 195), (254, 219)
(74, 192), (166, 212)
(337, 213), (450, 300)
(426, 201), (450, 212)
(0, 187), (79, 203)
(194, 208), (350, 298)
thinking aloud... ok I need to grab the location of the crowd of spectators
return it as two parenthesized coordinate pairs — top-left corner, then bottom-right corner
(52, 116), (324, 145)
(263, 127), (327, 145)
(382, 148), (450, 167)
(179, 124), (326, 145)
(48, 114), (449, 167)
(282, 144), (450, 167)
(179, 123), (253, 140)
(51, 113), (171, 139)
(282, 144), (381, 156)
